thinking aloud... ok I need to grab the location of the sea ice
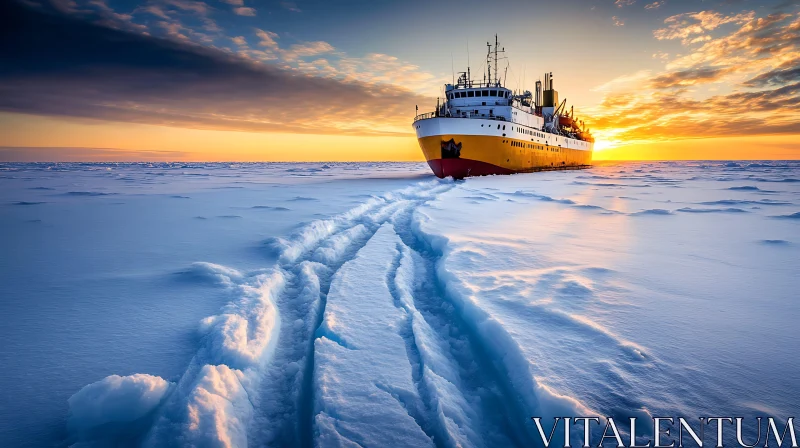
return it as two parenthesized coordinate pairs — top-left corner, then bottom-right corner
(68, 374), (173, 433)
(1, 161), (798, 447)
(313, 224), (434, 447)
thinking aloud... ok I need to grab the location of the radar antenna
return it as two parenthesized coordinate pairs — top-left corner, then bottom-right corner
(486, 34), (506, 87)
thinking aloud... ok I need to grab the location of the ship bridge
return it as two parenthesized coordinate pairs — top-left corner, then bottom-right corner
(416, 79), (542, 130)
(443, 85), (513, 120)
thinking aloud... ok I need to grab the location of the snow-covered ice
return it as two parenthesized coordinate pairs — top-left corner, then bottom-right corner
(1, 161), (798, 447)
(314, 223), (434, 447)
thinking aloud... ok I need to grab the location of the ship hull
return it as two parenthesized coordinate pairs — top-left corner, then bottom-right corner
(417, 133), (592, 179)
(426, 157), (513, 178)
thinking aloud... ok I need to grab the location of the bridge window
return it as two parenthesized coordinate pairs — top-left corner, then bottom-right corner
(490, 90), (497, 96)
(483, 90), (489, 96)
(467, 91), (474, 97)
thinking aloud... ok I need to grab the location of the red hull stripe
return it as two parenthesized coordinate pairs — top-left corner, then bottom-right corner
(427, 158), (515, 179)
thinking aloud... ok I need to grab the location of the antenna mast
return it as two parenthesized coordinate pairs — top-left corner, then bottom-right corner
(451, 52), (455, 85)
(495, 34), (500, 87)
(485, 34), (506, 87)
(467, 40), (470, 87)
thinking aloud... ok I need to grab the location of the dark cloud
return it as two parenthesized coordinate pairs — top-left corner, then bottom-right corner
(649, 67), (731, 88)
(0, 1), (427, 135)
(773, 0), (800, 11)
(743, 59), (800, 87)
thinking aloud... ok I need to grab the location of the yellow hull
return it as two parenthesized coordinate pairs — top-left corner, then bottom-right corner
(417, 134), (592, 178)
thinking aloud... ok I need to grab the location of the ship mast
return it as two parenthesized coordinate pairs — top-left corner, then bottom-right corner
(486, 34), (505, 87)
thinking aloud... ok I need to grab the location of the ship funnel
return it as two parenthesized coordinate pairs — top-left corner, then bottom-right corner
(542, 72), (559, 108)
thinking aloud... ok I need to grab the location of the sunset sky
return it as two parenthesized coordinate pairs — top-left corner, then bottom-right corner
(1, 0), (798, 161)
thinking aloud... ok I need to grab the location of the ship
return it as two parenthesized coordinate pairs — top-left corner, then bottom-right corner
(413, 36), (594, 179)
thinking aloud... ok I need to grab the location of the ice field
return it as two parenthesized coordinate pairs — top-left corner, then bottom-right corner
(0, 161), (798, 447)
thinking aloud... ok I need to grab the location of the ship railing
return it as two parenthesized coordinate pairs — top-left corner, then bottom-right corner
(413, 112), (437, 122)
(414, 112), (510, 122)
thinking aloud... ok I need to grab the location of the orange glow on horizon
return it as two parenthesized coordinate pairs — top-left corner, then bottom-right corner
(1, 114), (798, 162)
(593, 134), (800, 161)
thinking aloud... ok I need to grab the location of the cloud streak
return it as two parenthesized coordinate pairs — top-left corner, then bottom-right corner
(233, 6), (255, 16)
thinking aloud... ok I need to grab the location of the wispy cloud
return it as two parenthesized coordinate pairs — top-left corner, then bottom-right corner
(140, 4), (169, 20)
(654, 10), (755, 44)
(159, 0), (208, 15)
(233, 6), (255, 16)
(612, 16), (625, 26)
(255, 28), (279, 49)
(649, 67), (734, 88)
(615, 0), (635, 7)
(280, 1), (300, 12)
(49, 0), (77, 13)
(645, 1), (664, 9)
(652, 51), (669, 60)
(158, 20), (189, 40)
(281, 41), (335, 60)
